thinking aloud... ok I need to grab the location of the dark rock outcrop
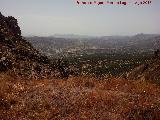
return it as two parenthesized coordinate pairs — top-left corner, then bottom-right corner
(0, 12), (55, 79)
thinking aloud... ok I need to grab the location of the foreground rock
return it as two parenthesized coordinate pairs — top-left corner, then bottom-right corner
(0, 12), (55, 79)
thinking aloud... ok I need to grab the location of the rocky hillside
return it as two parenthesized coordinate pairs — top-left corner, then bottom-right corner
(127, 56), (160, 84)
(0, 12), (54, 79)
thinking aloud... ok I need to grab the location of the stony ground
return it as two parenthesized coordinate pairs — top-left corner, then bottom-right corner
(0, 74), (160, 120)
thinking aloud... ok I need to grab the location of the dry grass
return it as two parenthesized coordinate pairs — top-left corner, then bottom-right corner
(0, 74), (160, 120)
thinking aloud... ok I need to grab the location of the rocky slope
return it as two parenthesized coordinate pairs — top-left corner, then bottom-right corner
(127, 56), (160, 84)
(0, 12), (54, 79)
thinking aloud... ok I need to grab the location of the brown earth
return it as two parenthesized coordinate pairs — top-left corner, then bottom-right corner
(0, 74), (160, 120)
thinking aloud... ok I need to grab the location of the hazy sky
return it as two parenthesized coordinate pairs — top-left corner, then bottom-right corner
(0, 0), (160, 36)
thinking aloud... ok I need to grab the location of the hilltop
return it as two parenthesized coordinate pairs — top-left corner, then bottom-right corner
(0, 75), (160, 120)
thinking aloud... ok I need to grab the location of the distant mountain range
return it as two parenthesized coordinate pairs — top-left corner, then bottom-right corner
(53, 34), (98, 39)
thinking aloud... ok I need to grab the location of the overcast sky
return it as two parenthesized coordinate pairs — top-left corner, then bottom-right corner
(0, 0), (159, 36)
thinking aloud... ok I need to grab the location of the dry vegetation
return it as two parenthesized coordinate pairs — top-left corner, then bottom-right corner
(0, 73), (160, 120)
